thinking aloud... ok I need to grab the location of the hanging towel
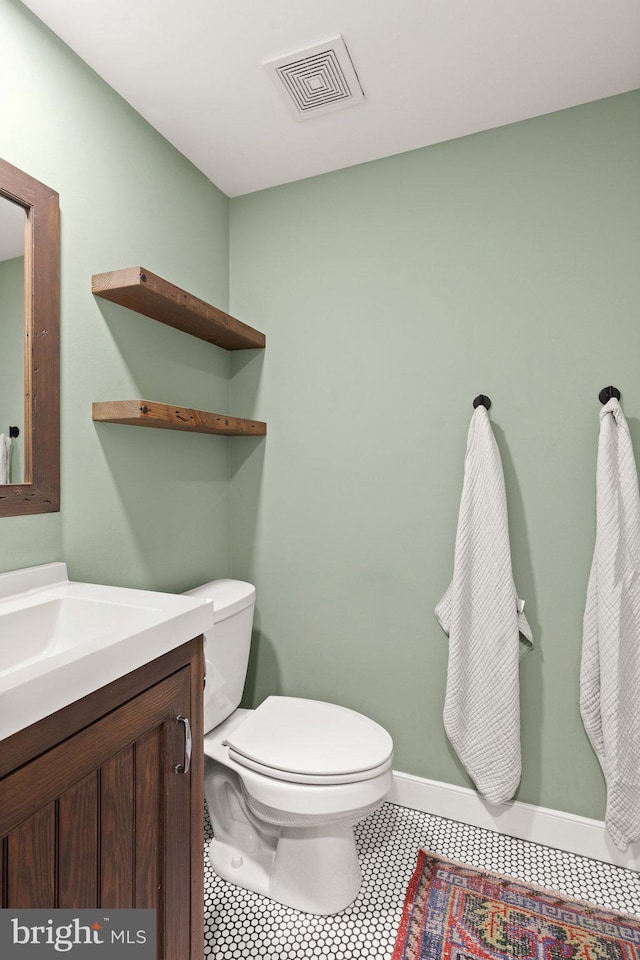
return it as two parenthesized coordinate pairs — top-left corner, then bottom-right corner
(0, 434), (11, 484)
(581, 397), (640, 850)
(435, 405), (532, 805)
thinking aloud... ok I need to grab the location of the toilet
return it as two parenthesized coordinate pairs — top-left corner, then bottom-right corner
(185, 578), (393, 915)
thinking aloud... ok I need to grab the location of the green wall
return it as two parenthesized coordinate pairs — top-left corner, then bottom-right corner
(0, 0), (232, 589)
(4, 0), (640, 823)
(0, 256), (24, 483)
(229, 91), (640, 820)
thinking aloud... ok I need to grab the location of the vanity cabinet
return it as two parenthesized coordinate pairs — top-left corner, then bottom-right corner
(0, 637), (204, 960)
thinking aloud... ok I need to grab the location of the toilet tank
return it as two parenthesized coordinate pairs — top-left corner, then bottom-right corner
(183, 579), (256, 733)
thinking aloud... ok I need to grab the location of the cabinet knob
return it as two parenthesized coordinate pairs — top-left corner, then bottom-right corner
(175, 715), (192, 774)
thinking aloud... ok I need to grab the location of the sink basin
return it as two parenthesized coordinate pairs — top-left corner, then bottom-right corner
(0, 562), (214, 742)
(0, 597), (158, 676)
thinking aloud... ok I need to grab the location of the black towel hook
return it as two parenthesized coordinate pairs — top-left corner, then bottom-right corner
(472, 394), (492, 410)
(8, 426), (19, 439)
(598, 385), (621, 405)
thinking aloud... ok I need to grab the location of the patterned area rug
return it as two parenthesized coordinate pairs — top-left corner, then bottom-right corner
(393, 850), (640, 960)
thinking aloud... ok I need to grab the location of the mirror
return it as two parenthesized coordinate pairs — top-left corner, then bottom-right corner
(0, 197), (26, 484)
(0, 159), (59, 517)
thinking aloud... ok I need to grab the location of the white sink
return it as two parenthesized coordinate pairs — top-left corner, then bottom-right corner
(0, 562), (214, 742)
(0, 597), (159, 675)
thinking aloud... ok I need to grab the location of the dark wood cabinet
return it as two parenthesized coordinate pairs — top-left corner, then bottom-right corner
(0, 638), (204, 960)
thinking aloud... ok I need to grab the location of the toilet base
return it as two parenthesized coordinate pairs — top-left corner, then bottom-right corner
(209, 820), (362, 915)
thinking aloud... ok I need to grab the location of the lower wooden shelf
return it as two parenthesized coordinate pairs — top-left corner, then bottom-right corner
(93, 400), (266, 437)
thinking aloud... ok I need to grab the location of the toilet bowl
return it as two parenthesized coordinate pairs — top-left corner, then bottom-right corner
(185, 579), (394, 915)
(204, 701), (393, 914)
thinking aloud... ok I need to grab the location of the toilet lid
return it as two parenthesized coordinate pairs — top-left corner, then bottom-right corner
(223, 696), (393, 784)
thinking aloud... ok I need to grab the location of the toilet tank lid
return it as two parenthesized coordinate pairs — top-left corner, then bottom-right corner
(183, 578), (255, 623)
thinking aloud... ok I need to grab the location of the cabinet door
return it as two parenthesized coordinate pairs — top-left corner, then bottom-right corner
(0, 666), (194, 960)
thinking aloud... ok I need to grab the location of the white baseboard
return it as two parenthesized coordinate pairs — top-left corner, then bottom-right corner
(390, 770), (640, 872)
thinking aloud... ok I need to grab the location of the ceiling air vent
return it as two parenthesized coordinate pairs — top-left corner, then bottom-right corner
(263, 35), (364, 121)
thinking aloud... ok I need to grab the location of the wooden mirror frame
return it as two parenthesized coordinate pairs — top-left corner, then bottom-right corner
(0, 159), (59, 516)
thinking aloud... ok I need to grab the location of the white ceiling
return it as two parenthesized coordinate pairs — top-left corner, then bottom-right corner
(21, 0), (640, 198)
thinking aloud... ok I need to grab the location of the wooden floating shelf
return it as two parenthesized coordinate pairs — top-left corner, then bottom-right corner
(93, 400), (266, 437)
(92, 266), (265, 351)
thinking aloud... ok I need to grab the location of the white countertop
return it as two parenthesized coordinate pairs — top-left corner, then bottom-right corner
(0, 562), (214, 742)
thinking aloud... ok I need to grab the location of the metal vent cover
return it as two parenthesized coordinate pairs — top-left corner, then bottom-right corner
(264, 35), (364, 120)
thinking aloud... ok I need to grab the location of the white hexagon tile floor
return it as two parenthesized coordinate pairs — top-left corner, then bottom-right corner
(203, 801), (640, 959)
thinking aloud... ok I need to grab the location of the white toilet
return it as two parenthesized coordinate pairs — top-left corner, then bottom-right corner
(185, 578), (393, 915)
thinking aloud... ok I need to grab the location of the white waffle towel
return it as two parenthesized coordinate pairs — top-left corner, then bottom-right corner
(435, 405), (532, 805)
(581, 397), (640, 850)
(0, 434), (11, 484)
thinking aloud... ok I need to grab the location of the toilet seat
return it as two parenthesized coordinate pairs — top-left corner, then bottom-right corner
(223, 696), (393, 785)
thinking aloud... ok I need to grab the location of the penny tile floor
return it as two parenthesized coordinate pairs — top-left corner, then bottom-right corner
(203, 801), (640, 959)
